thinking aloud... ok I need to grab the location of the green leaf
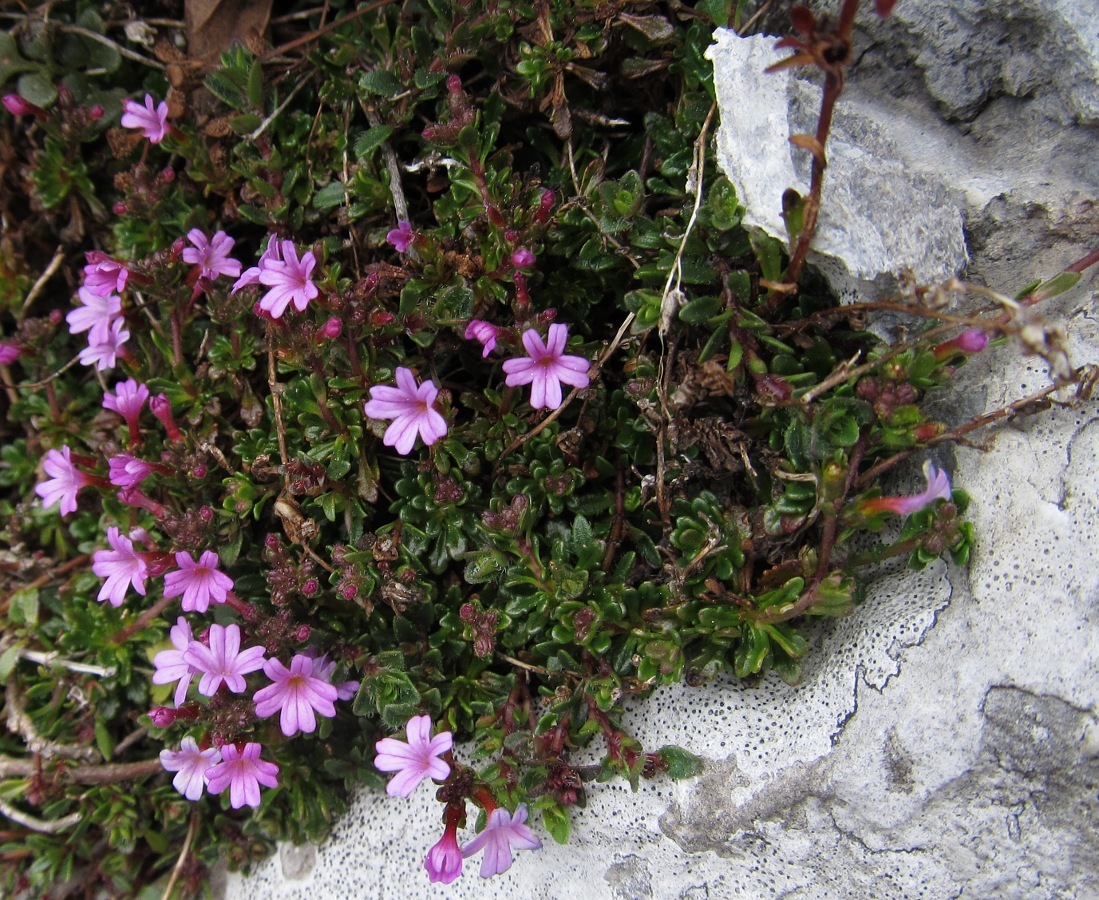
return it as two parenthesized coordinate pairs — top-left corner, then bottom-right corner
(541, 803), (571, 844)
(354, 125), (395, 157)
(358, 69), (403, 98)
(313, 181), (346, 211)
(205, 72), (245, 109)
(0, 642), (22, 680)
(94, 719), (113, 761)
(657, 745), (702, 779)
(17, 71), (56, 108)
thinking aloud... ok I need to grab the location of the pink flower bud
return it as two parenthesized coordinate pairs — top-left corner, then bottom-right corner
(446, 75), (462, 94)
(149, 707), (175, 728)
(512, 249), (536, 268)
(89, 104), (105, 120)
(112, 202), (127, 215)
(320, 317), (342, 340)
(3, 94), (40, 117)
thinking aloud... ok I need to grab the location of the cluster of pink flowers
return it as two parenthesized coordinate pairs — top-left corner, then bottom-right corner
(373, 714), (542, 883)
(67, 261), (128, 371)
(232, 235), (320, 318)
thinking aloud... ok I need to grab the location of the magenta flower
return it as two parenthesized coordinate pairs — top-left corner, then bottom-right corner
(374, 714), (452, 798)
(462, 804), (542, 878)
(183, 623), (266, 696)
(511, 248), (536, 268)
(0, 342), (19, 364)
(163, 551), (233, 614)
(464, 319), (499, 357)
(83, 253), (129, 297)
(257, 241), (319, 318)
(120, 93), (169, 143)
(91, 526), (149, 607)
(253, 654), (339, 737)
(934, 328), (990, 360)
(78, 317), (129, 371)
(502, 323), (590, 410)
(3, 94), (39, 117)
(103, 378), (148, 444)
(183, 229), (242, 282)
(159, 736), (221, 801)
(149, 394), (184, 442)
(35, 446), (91, 515)
(152, 617), (200, 707)
(231, 234), (280, 293)
(205, 742), (280, 809)
(425, 817), (464, 884)
(108, 454), (153, 489)
(364, 367), (448, 456)
(66, 286), (121, 342)
(856, 461), (953, 517)
(386, 221), (415, 253)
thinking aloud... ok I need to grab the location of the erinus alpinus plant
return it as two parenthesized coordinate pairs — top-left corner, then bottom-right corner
(0, 0), (1094, 894)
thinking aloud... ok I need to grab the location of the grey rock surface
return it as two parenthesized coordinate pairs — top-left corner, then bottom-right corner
(225, 4), (1099, 898)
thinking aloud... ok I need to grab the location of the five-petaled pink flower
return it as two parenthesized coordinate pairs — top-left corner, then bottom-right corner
(253, 654), (339, 737)
(66, 286), (121, 343)
(35, 446), (91, 515)
(120, 93), (170, 143)
(91, 526), (149, 607)
(386, 221), (415, 253)
(364, 367), (448, 456)
(464, 319), (499, 358)
(183, 623), (266, 696)
(462, 804), (542, 878)
(83, 252), (129, 297)
(373, 714), (453, 798)
(103, 378), (149, 445)
(502, 323), (590, 410)
(152, 617), (200, 707)
(163, 550), (234, 613)
(205, 742), (280, 809)
(78, 317), (129, 371)
(257, 241), (319, 318)
(183, 229), (242, 282)
(160, 736), (221, 801)
(856, 460), (953, 517)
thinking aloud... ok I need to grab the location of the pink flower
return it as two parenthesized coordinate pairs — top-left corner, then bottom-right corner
(3, 94), (40, 117)
(183, 623), (266, 696)
(35, 446), (91, 515)
(182, 229), (242, 281)
(205, 742), (280, 809)
(152, 617), (200, 707)
(66, 286), (121, 342)
(856, 460), (953, 517)
(502, 323), (590, 410)
(163, 551), (233, 613)
(159, 736), (221, 801)
(91, 526), (149, 607)
(462, 804), (542, 878)
(934, 328), (990, 360)
(373, 714), (452, 798)
(253, 654), (339, 737)
(386, 221), (415, 253)
(0, 343), (19, 365)
(83, 253), (129, 297)
(120, 93), (169, 143)
(78, 317), (129, 371)
(311, 654), (360, 701)
(511, 248), (536, 268)
(108, 454), (153, 489)
(363, 367), (448, 455)
(256, 241), (319, 318)
(231, 234), (280, 293)
(464, 319), (499, 357)
(103, 378), (148, 444)
(149, 394), (183, 442)
(425, 815), (464, 884)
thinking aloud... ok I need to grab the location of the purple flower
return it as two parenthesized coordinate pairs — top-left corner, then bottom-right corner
(386, 221), (415, 253)
(253, 654), (339, 737)
(182, 229), (242, 281)
(934, 328), (990, 360)
(35, 446), (91, 515)
(231, 234), (280, 293)
(108, 454), (153, 489)
(0, 342), (19, 365)
(257, 241), (319, 318)
(464, 319), (499, 357)
(363, 367), (448, 456)
(311, 654), (360, 701)
(120, 93), (169, 143)
(159, 736), (221, 801)
(511, 248), (536, 268)
(163, 550), (233, 613)
(183, 623), (266, 696)
(856, 460), (953, 517)
(425, 820), (464, 884)
(66, 286), (121, 342)
(152, 617), (200, 707)
(502, 323), (590, 410)
(462, 804), (542, 878)
(83, 252), (129, 297)
(78, 317), (129, 371)
(103, 378), (148, 444)
(91, 526), (149, 607)
(373, 714), (452, 798)
(205, 742), (280, 809)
